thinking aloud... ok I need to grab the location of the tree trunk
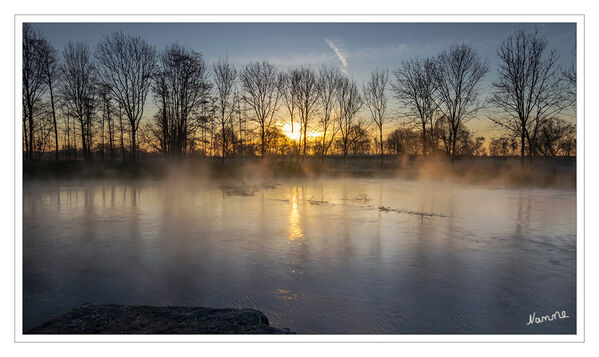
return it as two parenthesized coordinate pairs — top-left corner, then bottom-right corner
(521, 128), (526, 168)
(130, 126), (137, 162)
(119, 114), (125, 161)
(101, 110), (105, 161)
(451, 126), (458, 165)
(86, 110), (93, 161)
(28, 105), (34, 161)
(80, 116), (87, 161)
(238, 112), (243, 157)
(108, 110), (114, 161)
(302, 125), (307, 157)
(221, 118), (226, 163)
(66, 117), (70, 160)
(321, 126), (328, 161)
(261, 124), (266, 157)
(49, 84), (59, 161)
(73, 123), (77, 160)
(379, 126), (384, 169)
(421, 121), (427, 156)
(23, 115), (29, 160)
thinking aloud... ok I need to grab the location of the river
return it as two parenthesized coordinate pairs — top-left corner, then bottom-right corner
(23, 178), (576, 333)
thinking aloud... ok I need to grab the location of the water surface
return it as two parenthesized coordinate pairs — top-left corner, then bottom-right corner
(23, 178), (576, 333)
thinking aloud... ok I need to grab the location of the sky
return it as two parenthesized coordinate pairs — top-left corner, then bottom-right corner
(29, 22), (577, 137)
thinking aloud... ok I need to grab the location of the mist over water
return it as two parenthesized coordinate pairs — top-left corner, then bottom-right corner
(23, 177), (576, 333)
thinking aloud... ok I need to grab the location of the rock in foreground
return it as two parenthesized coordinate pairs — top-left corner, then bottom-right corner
(26, 304), (294, 334)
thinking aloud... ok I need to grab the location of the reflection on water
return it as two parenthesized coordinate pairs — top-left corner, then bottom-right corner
(288, 190), (303, 241)
(23, 178), (576, 334)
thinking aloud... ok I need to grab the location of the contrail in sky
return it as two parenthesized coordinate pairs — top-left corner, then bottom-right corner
(325, 38), (348, 73)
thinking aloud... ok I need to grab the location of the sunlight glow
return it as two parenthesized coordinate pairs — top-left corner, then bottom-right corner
(281, 122), (323, 142)
(282, 122), (302, 142)
(287, 190), (304, 241)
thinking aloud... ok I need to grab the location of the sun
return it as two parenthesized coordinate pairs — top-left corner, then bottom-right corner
(281, 122), (324, 142)
(282, 122), (302, 142)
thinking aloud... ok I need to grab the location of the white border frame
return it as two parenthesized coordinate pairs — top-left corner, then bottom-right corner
(14, 14), (585, 343)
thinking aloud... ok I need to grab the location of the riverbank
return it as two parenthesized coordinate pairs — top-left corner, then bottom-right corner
(26, 304), (294, 334)
(22, 155), (576, 188)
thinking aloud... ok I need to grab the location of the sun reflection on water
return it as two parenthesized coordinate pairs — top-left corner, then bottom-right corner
(287, 190), (304, 241)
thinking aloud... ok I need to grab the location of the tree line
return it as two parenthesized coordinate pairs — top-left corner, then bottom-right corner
(22, 25), (576, 163)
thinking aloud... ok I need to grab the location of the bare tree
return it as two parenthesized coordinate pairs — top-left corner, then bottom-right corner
(363, 69), (389, 166)
(435, 43), (488, 161)
(98, 83), (115, 161)
(489, 30), (569, 164)
(489, 136), (513, 156)
(239, 61), (282, 157)
(98, 87), (106, 160)
(205, 96), (218, 156)
(22, 24), (47, 160)
(317, 65), (342, 158)
(151, 43), (211, 158)
(336, 76), (363, 158)
(231, 90), (246, 156)
(59, 102), (73, 160)
(35, 34), (61, 161)
(335, 122), (371, 155)
(212, 57), (237, 161)
(279, 70), (301, 157)
(117, 104), (127, 161)
(59, 102), (80, 160)
(33, 108), (55, 156)
(83, 92), (97, 160)
(294, 67), (319, 156)
(563, 61), (576, 111)
(537, 118), (576, 157)
(385, 127), (421, 156)
(95, 32), (156, 161)
(60, 41), (96, 161)
(392, 58), (438, 155)
(151, 63), (170, 155)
